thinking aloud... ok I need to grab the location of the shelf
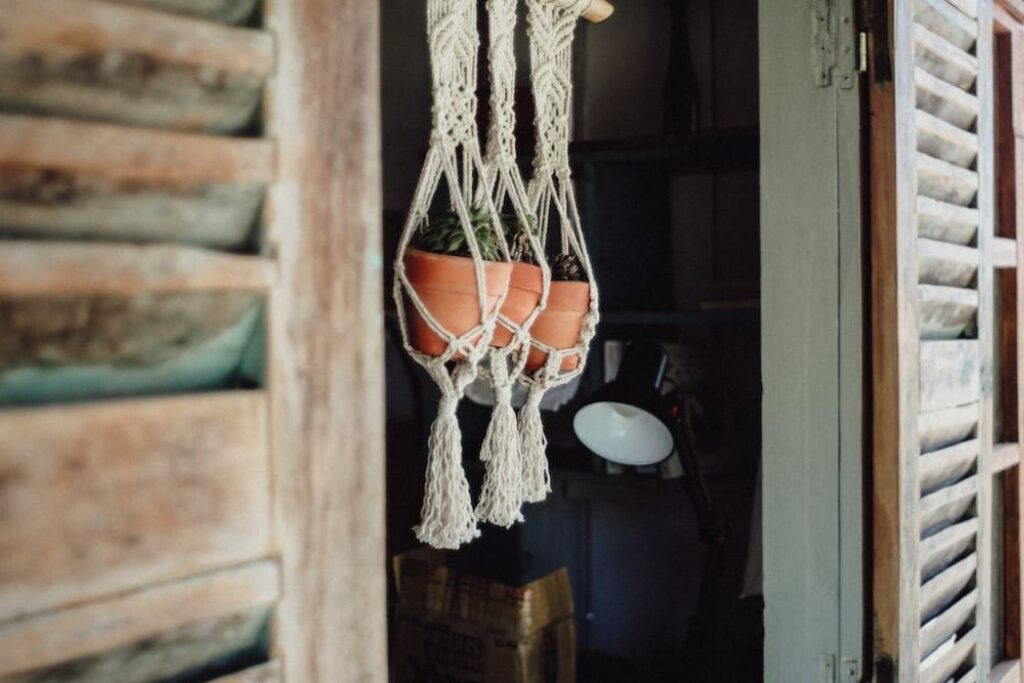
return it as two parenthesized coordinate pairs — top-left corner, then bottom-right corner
(570, 126), (759, 173)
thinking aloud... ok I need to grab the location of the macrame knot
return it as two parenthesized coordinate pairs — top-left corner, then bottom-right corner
(438, 394), (460, 417)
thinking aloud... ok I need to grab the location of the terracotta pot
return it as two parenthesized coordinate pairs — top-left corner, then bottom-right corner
(526, 280), (591, 372)
(402, 248), (512, 358)
(491, 262), (544, 348)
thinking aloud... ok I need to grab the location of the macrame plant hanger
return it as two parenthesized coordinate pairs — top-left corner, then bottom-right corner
(474, 0), (551, 529)
(393, 0), (511, 549)
(519, 0), (601, 503)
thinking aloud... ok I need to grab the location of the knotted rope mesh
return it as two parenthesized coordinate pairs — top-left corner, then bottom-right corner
(474, 0), (551, 529)
(392, 0), (511, 549)
(518, 0), (600, 503)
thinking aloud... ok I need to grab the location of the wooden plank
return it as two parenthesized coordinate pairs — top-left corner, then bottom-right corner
(920, 588), (979, 658)
(916, 109), (980, 168)
(920, 475), (978, 535)
(914, 23), (979, 90)
(996, 443), (1022, 473)
(995, 237), (1019, 268)
(210, 660), (282, 683)
(918, 196), (980, 244)
(916, 67), (980, 130)
(920, 554), (979, 622)
(265, 0), (388, 681)
(0, 115), (275, 185)
(0, 0), (274, 77)
(920, 340), (982, 411)
(919, 284), (978, 339)
(947, 0), (979, 20)
(872, 0), (924, 671)
(921, 518), (979, 579)
(918, 239), (978, 286)
(0, 242), (274, 295)
(0, 392), (272, 621)
(915, 0), (980, 50)
(917, 152), (980, 206)
(920, 627), (978, 683)
(0, 560), (280, 677)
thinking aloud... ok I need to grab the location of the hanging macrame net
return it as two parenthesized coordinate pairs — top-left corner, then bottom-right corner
(517, 0), (600, 503)
(393, 0), (512, 549)
(474, 0), (551, 529)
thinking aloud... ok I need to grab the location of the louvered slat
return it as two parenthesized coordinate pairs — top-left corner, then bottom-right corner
(919, 404), (980, 452)
(917, 153), (980, 206)
(920, 439), (980, 494)
(920, 475), (978, 536)
(916, 67), (980, 129)
(914, 23), (979, 90)
(918, 239), (979, 286)
(917, 196), (980, 244)
(920, 627), (978, 683)
(993, 237), (1017, 267)
(920, 588), (978, 658)
(0, 242), (275, 295)
(917, 109), (981, 167)
(919, 284), (978, 339)
(920, 340), (982, 411)
(921, 518), (979, 579)
(921, 554), (978, 622)
(994, 442), (1021, 473)
(914, 0), (980, 51)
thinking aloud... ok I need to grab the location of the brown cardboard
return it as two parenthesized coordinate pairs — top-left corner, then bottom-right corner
(392, 550), (576, 682)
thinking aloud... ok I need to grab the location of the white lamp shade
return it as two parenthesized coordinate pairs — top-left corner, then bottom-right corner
(573, 401), (675, 466)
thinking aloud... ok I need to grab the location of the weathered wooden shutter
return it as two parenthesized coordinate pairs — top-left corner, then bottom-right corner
(0, 0), (385, 681)
(872, 0), (997, 679)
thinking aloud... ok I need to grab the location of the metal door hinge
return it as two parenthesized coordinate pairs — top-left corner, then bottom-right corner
(813, 0), (859, 89)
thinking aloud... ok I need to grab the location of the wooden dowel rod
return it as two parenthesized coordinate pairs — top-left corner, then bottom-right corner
(582, 0), (614, 23)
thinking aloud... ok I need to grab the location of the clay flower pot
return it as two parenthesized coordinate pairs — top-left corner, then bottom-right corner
(403, 248), (513, 358)
(526, 280), (591, 372)
(491, 262), (544, 348)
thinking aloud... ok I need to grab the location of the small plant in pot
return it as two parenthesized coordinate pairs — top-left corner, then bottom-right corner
(491, 214), (546, 349)
(526, 251), (591, 372)
(403, 206), (513, 358)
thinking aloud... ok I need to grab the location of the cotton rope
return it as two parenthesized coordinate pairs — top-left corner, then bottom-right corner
(393, 0), (511, 549)
(474, 0), (551, 529)
(519, 0), (600, 503)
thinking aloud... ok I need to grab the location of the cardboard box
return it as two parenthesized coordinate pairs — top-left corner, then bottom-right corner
(392, 550), (576, 683)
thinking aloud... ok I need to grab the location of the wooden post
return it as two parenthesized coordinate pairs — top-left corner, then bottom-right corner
(264, 0), (387, 681)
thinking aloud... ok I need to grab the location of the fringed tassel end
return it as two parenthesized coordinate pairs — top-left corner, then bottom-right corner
(415, 396), (479, 549)
(519, 386), (551, 503)
(476, 381), (524, 527)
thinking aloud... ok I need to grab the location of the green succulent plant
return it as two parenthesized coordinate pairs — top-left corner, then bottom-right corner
(413, 206), (504, 262)
(551, 253), (588, 282)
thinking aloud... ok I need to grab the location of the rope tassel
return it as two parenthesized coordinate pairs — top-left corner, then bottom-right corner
(477, 352), (525, 526)
(519, 386), (551, 503)
(415, 396), (480, 549)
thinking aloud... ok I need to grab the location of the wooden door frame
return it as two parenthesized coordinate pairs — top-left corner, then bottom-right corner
(266, 1), (388, 680)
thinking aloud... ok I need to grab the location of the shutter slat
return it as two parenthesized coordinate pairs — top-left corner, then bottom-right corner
(921, 518), (979, 580)
(918, 239), (979, 286)
(0, 242), (275, 295)
(921, 554), (979, 622)
(914, 0), (979, 51)
(917, 152), (980, 206)
(917, 195), (980, 244)
(920, 404), (980, 452)
(920, 439), (980, 494)
(110, 0), (260, 24)
(919, 284), (978, 339)
(0, 114), (275, 185)
(914, 23), (979, 90)
(921, 588), (979, 658)
(920, 475), (978, 536)
(920, 627), (978, 683)
(917, 109), (981, 167)
(916, 67), (980, 129)
(994, 442), (1021, 473)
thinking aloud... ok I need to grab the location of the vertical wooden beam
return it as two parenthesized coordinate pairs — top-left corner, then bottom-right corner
(264, 1), (387, 681)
